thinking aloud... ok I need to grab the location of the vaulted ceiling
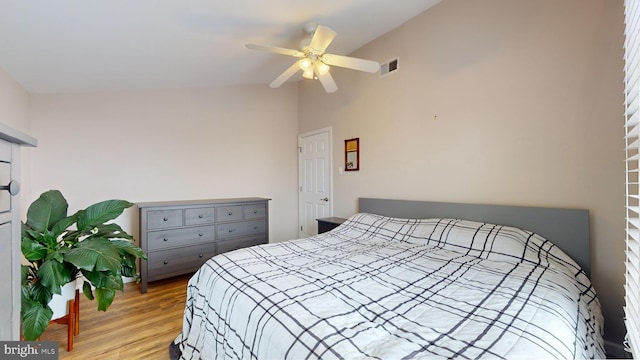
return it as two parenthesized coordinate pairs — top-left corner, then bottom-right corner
(0, 0), (441, 93)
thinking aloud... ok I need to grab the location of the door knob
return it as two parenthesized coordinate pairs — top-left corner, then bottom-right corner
(320, 197), (329, 202)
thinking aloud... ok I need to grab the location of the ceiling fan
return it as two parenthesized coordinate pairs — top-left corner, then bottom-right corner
(246, 23), (380, 93)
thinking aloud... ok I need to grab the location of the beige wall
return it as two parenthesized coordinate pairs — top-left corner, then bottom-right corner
(0, 67), (29, 133)
(299, 0), (625, 349)
(28, 84), (300, 246)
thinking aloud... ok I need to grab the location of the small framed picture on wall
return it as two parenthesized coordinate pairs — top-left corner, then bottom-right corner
(345, 138), (359, 171)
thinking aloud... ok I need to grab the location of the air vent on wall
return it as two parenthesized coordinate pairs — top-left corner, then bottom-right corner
(380, 58), (399, 77)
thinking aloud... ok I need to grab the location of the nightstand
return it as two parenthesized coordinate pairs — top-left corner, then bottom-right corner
(317, 217), (347, 234)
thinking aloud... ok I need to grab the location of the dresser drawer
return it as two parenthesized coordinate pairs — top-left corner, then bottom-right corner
(147, 209), (183, 229)
(0, 162), (10, 213)
(185, 207), (215, 225)
(217, 219), (266, 240)
(0, 141), (10, 161)
(216, 206), (242, 222)
(244, 204), (266, 219)
(147, 243), (217, 279)
(147, 225), (214, 251)
(217, 235), (267, 254)
(138, 198), (270, 293)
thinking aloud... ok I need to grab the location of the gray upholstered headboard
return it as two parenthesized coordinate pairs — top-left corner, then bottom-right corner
(358, 198), (591, 276)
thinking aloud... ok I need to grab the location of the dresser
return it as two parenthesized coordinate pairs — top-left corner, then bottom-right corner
(137, 197), (270, 293)
(0, 123), (37, 340)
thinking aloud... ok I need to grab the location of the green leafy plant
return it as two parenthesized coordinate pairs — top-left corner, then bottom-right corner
(20, 190), (146, 340)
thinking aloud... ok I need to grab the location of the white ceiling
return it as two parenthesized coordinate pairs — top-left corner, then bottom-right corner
(0, 0), (441, 94)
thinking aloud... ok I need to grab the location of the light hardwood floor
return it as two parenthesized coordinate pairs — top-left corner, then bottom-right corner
(40, 275), (191, 360)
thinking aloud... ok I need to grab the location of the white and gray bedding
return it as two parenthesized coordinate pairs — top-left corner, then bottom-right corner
(171, 213), (605, 359)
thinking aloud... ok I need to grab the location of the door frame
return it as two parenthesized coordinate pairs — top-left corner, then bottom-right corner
(298, 127), (333, 237)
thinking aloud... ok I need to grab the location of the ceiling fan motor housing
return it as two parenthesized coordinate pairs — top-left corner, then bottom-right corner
(303, 22), (318, 36)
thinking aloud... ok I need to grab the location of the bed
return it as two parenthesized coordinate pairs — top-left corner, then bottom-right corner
(170, 198), (605, 359)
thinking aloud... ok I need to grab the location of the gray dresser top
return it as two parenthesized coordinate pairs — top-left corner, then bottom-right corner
(136, 197), (271, 208)
(0, 123), (37, 146)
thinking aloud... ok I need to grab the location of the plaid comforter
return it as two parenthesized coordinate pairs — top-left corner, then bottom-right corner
(172, 213), (605, 359)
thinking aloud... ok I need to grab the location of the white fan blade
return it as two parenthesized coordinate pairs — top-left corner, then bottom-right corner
(321, 53), (380, 73)
(315, 67), (338, 93)
(309, 25), (337, 53)
(270, 62), (300, 88)
(246, 43), (304, 58)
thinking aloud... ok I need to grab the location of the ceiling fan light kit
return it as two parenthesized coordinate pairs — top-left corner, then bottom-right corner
(316, 61), (330, 75)
(246, 23), (380, 93)
(302, 68), (315, 80)
(298, 57), (312, 71)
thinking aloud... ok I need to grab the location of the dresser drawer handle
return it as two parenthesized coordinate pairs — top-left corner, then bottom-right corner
(163, 260), (169, 265)
(163, 217), (168, 221)
(163, 238), (168, 242)
(228, 228), (234, 233)
(253, 210), (258, 214)
(228, 212), (233, 216)
(0, 180), (20, 196)
(199, 254), (204, 258)
(253, 226), (258, 230)
(198, 214), (203, 218)
(199, 233), (204, 237)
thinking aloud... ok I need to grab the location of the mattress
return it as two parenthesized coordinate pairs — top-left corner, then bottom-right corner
(171, 213), (605, 359)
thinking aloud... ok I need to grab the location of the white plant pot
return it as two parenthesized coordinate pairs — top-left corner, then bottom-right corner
(49, 281), (76, 320)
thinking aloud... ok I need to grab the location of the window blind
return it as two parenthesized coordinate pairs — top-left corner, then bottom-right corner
(626, 0), (640, 356)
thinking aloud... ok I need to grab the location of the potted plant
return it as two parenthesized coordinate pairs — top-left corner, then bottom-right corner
(20, 190), (146, 340)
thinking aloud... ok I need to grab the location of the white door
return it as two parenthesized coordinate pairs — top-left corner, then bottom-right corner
(298, 128), (332, 238)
